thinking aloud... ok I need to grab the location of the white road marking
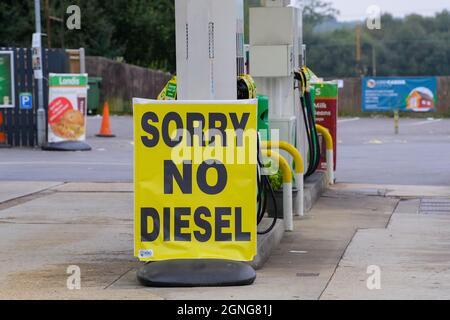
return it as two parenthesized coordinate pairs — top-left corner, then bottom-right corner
(366, 139), (383, 145)
(338, 117), (360, 124)
(408, 119), (442, 126)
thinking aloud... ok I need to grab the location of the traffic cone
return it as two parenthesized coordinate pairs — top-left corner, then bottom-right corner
(0, 112), (6, 144)
(96, 102), (116, 138)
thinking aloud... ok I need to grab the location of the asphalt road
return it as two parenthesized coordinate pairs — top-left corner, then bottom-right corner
(1, 116), (450, 186)
(337, 117), (450, 186)
(0, 116), (134, 182)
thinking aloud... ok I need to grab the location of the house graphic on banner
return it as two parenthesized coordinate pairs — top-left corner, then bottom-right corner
(407, 89), (435, 111)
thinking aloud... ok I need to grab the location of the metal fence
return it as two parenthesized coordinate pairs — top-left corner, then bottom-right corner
(86, 56), (171, 113)
(0, 47), (69, 147)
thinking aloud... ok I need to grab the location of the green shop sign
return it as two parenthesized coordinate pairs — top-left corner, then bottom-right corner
(0, 51), (14, 108)
(49, 74), (88, 87)
(312, 82), (338, 98)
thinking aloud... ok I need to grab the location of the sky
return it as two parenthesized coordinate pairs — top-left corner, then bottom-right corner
(327, 0), (450, 21)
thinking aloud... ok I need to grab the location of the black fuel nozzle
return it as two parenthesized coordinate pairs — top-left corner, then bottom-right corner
(294, 69), (302, 81)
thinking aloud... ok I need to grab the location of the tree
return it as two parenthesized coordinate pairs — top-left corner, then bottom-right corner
(303, 0), (339, 27)
(304, 11), (450, 77)
(101, 0), (175, 71)
(0, 0), (175, 71)
(62, 0), (116, 57)
(1, 1), (449, 76)
(0, 1), (35, 48)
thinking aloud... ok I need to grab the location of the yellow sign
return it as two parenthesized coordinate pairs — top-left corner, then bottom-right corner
(133, 99), (258, 261)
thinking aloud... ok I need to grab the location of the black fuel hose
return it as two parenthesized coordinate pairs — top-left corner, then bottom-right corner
(256, 135), (278, 235)
(300, 90), (321, 177)
(304, 90), (321, 176)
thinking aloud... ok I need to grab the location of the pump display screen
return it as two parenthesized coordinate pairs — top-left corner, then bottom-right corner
(133, 99), (258, 262)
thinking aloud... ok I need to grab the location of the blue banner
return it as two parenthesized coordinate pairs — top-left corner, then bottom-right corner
(362, 77), (437, 112)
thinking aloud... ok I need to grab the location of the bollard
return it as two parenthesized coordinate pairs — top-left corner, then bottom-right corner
(315, 124), (335, 185)
(262, 149), (294, 231)
(261, 141), (305, 217)
(394, 109), (399, 135)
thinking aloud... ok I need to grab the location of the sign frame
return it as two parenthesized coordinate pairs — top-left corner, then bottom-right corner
(312, 82), (338, 171)
(362, 77), (438, 113)
(0, 50), (15, 109)
(133, 98), (258, 262)
(47, 73), (88, 144)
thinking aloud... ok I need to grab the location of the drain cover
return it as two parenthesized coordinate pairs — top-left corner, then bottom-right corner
(420, 199), (450, 215)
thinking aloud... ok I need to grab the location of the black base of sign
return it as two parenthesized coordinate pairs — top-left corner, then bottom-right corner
(137, 259), (256, 287)
(42, 141), (92, 152)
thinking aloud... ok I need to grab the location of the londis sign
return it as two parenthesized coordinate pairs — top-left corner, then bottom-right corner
(133, 99), (257, 261)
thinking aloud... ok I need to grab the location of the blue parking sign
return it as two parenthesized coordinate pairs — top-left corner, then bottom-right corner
(19, 92), (33, 110)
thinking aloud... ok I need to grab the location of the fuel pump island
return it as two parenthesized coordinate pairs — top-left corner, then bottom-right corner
(133, 0), (336, 287)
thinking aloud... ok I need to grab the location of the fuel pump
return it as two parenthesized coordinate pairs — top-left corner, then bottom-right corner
(162, 0), (280, 234)
(249, 0), (308, 179)
(249, 1), (323, 180)
(295, 66), (322, 177)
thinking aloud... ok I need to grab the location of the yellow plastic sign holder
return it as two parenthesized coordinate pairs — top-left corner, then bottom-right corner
(133, 98), (258, 287)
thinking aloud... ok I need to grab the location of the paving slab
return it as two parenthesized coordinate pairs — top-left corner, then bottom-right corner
(0, 183), (397, 299)
(0, 192), (133, 224)
(332, 183), (450, 198)
(110, 190), (397, 300)
(0, 181), (62, 204)
(321, 198), (450, 300)
(52, 182), (133, 193)
(0, 190), (139, 299)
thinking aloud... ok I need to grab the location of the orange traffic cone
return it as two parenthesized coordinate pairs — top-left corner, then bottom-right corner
(0, 112), (6, 144)
(96, 102), (116, 138)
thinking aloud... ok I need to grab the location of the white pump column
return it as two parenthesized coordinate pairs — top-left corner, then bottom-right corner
(175, 0), (244, 100)
(249, 0), (307, 168)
